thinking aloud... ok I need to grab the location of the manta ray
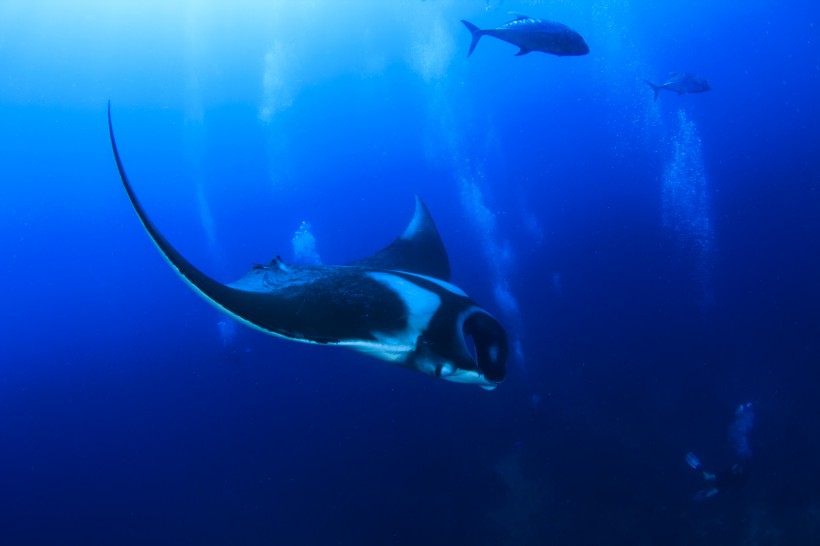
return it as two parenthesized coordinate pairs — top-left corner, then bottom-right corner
(107, 104), (508, 389)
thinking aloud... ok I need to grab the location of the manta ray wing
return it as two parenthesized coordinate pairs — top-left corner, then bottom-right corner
(346, 196), (451, 281)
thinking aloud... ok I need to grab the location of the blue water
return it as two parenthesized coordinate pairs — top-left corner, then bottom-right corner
(2, 1), (819, 544)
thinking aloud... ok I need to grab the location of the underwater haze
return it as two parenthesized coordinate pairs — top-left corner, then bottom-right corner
(2, 0), (819, 544)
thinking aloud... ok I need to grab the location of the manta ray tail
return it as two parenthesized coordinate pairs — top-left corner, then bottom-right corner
(461, 20), (484, 57)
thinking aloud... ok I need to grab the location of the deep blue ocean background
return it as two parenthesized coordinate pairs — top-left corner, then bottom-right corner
(1, 1), (819, 544)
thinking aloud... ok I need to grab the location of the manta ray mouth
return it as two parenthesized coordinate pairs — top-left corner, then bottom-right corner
(462, 310), (508, 384)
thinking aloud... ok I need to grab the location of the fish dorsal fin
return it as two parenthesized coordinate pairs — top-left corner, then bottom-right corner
(507, 12), (531, 21)
(348, 196), (451, 281)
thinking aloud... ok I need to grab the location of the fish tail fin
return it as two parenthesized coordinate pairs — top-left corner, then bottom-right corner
(461, 20), (483, 57)
(644, 80), (660, 102)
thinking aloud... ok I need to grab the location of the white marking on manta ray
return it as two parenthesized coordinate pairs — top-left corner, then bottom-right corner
(363, 271), (441, 360)
(394, 270), (468, 297)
